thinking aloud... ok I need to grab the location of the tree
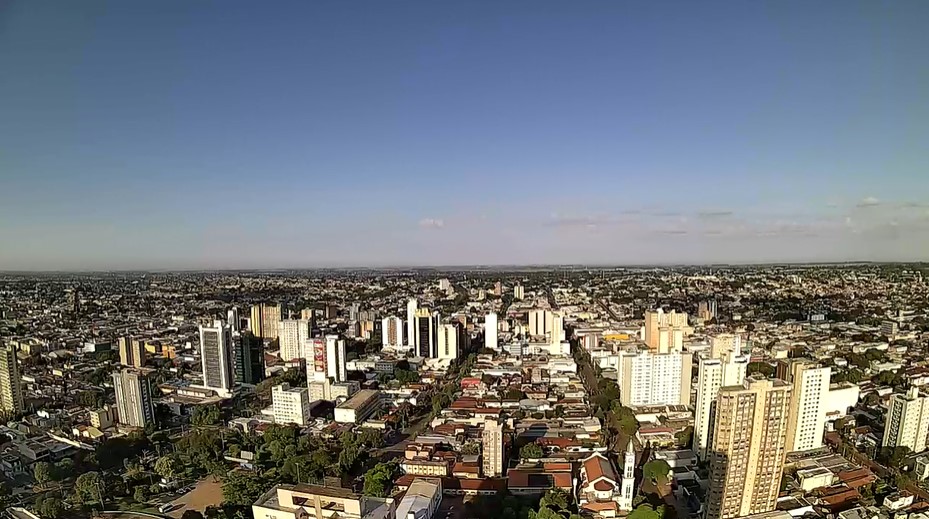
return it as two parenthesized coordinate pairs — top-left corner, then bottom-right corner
(74, 471), (105, 504)
(539, 488), (570, 510)
(34, 461), (55, 486)
(628, 504), (661, 519)
(643, 460), (672, 483)
(520, 442), (544, 459)
(363, 462), (398, 497)
(155, 455), (180, 480)
(192, 404), (222, 427)
(133, 485), (148, 503)
(222, 470), (270, 506)
(675, 426), (693, 449)
(35, 496), (65, 519)
(182, 512), (206, 519)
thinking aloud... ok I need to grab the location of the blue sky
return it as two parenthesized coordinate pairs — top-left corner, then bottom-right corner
(1, 1), (928, 269)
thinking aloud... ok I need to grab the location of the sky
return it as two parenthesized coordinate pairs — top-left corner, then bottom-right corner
(1, 1), (928, 270)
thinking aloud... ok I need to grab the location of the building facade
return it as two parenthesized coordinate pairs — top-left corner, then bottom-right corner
(694, 350), (749, 460)
(784, 361), (831, 453)
(118, 336), (146, 368)
(200, 321), (235, 397)
(485, 312), (498, 350)
(0, 345), (23, 414)
(705, 379), (791, 519)
(882, 387), (929, 453)
(618, 348), (692, 407)
(482, 419), (504, 477)
(250, 303), (282, 341)
(382, 316), (404, 348)
(272, 383), (312, 426)
(643, 309), (688, 353)
(112, 368), (154, 428)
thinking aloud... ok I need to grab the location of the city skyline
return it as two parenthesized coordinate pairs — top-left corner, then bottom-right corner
(2, 1), (928, 270)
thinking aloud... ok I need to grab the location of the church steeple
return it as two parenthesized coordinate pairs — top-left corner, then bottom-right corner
(619, 438), (636, 511)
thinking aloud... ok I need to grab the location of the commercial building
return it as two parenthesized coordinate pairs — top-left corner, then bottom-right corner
(705, 379), (791, 519)
(882, 387), (929, 453)
(482, 419), (504, 477)
(200, 321), (235, 397)
(112, 368), (154, 428)
(250, 303), (282, 341)
(437, 322), (467, 361)
(326, 335), (347, 383)
(233, 331), (265, 385)
(0, 345), (23, 414)
(528, 309), (554, 338)
(643, 309), (688, 353)
(334, 389), (381, 424)
(118, 336), (146, 368)
(485, 313), (498, 350)
(382, 316), (404, 348)
(694, 349), (749, 459)
(618, 348), (692, 407)
(414, 308), (439, 358)
(407, 298), (418, 347)
(272, 383), (312, 426)
(783, 360), (831, 453)
(395, 478), (442, 519)
(251, 484), (395, 519)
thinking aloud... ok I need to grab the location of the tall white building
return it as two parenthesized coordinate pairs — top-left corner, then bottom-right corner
(482, 419), (504, 477)
(513, 284), (524, 300)
(484, 312), (498, 350)
(272, 383), (311, 426)
(278, 319), (311, 362)
(325, 335), (347, 383)
(0, 345), (23, 414)
(112, 368), (154, 428)
(437, 323), (461, 361)
(882, 387), (929, 453)
(200, 321), (234, 397)
(406, 298), (418, 347)
(618, 348), (692, 407)
(694, 350), (749, 459)
(551, 313), (564, 346)
(784, 361), (831, 452)
(381, 316), (404, 348)
(528, 309), (553, 338)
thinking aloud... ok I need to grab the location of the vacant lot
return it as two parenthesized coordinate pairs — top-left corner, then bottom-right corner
(167, 477), (224, 518)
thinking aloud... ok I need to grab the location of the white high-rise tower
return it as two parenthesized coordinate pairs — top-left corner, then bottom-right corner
(694, 348), (749, 459)
(485, 313), (498, 350)
(406, 298), (418, 347)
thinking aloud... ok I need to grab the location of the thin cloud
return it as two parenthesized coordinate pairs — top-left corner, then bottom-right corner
(856, 196), (880, 208)
(697, 210), (735, 219)
(418, 218), (445, 229)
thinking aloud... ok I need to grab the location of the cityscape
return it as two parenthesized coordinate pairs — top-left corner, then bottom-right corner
(2, 2), (929, 519)
(0, 266), (928, 519)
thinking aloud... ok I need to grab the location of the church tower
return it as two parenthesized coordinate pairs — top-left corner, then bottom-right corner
(619, 438), (636, 511)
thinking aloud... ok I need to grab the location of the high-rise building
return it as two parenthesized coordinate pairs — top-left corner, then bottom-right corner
(0, 345), (23, 414)
(644, 309), (689, 353)
(414, 308), (439, 358)
(513, 284), (524, 300)
(698, 299), (718, 321)
(882, 320), (899, 339)
(406, 298), (418, 347)
(227, 307), (241, 332)
(249, 303), (282, 341)
(783, 361), (831, 453)
(233, 332), (264, 385)
(200, 322), (234, 397)
(528, 309), (553, 338)
(493, 282), (502, 296)
(382, 316), (404, 348)
(272, 383), (312, 426)
(325, 335), (347, 383)
(694, 350), (749, 459)
(882, 387), (929, 453)
(485, 313), (498, 350)
(482, 418), (504, 477)
(306, 338), (327, 382)
(112, 368), (154, 428)
(551, 313), (564, 346)
(705, 379), (791, 519)
(118, 336), (146, 368)
(278, 319), (311, 362)
(438, 322), (467, 361)
(618, 348), (692, 407)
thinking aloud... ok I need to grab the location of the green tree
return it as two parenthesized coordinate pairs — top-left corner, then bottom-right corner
(628, 504), (661, 519)
(192, 404), (222, 427)
(182, 511), (206, 519)
(133, 485), (148, 503)
(363, 462), (398, 497)
(35, 496), (65, 519)
(222, 470), (270, 506)
(74, 471), (105, 504)
(155, 455), (181, 480)
(520, 442), (544, 459)
(675, 426), (693, 449)
(643, 460), (672, 483)
(539, 488), (570, 510)
(34, 461), (55, 486)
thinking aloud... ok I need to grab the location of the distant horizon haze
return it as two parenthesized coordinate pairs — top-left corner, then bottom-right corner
(2, 1), (928, 269)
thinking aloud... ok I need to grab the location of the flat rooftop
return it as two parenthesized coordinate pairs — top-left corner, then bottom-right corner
(337, 389), (379, 410)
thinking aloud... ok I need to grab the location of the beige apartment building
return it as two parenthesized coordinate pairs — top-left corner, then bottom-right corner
(705, 379), (791, 519)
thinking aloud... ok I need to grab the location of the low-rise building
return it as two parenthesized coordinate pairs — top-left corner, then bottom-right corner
(335, 390), (381, 424)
